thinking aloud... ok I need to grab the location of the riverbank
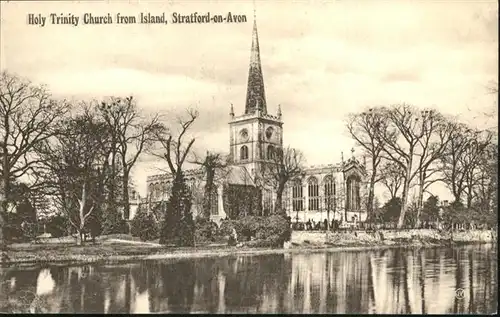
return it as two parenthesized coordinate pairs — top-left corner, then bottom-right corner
(1, 229), (496, 267)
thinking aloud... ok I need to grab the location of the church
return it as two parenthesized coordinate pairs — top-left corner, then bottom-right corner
(143, 14), (368, 227)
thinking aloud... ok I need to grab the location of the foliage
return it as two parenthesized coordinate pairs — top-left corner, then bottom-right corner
(37, 106), (111, 245)
(222, 184), (262, 219)
(44, 214), (68, 238)
(4, 199), (38, 242)
(219, 215), (291, 247)
(379, 197), (402, 223)
(194, 217), (219, 244)
(131, 209), (159, 241)
(101, 207), (128, 235)
(160, 174), (194, 246)
(441, 201), (469, 225)
(421, 195), (440, 223)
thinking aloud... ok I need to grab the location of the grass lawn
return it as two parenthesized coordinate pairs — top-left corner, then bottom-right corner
(2, 234), (233, 266)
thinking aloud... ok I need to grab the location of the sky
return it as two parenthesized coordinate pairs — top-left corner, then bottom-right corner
(1, 0), (498, 200)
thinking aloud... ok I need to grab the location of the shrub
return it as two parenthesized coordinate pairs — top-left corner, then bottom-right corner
(219, 215), (291, 248)
(45, 214), (68, 238)
(131, 210), (159, 241)
(195, 218), (219, 244)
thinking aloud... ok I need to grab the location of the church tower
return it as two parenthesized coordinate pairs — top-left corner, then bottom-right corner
(229, 10), (283, 180)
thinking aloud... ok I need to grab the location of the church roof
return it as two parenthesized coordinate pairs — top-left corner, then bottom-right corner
(225, 165), (256, 186)
(244, 14), (267, 115)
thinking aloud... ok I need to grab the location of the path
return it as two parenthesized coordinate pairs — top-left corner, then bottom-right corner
(106, 238), (163, 247)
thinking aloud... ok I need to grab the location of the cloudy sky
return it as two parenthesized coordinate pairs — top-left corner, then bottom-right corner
(1, 0), (498, 199)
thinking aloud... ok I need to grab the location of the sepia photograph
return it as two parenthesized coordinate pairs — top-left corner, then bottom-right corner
(0, 0), (498, 314)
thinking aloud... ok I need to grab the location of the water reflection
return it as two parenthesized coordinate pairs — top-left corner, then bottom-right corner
(0, 244), (497, 314)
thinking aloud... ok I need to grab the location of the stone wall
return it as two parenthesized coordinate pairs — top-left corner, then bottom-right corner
(290, 229), (497, 245)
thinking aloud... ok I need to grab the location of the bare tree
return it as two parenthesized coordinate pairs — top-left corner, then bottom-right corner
(374, 104), (450, 228)
(97, 96), (165, 220)
(411, 110), (454, 228)
(38, 105), (110, 245)
(380, 162), (405, 200)
(346, 108), (386, 221)
(151, 109), (198, 246)
(191, 151), (229, 220)
(463, 130), (494, 209)
(0, 72), (68, 250)
(439, 123), (473, 204)
(261, 146), (305, 215)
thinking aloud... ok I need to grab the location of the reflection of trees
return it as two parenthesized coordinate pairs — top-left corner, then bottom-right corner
(0, 246), (497, 314)
(0, 268), (39, 313)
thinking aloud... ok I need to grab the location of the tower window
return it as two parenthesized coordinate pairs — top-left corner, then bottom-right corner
(240, 145), (249, 160)
(267, 145), (275, 160)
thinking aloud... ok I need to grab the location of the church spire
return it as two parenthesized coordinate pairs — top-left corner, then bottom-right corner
(244, 5), (267, 115)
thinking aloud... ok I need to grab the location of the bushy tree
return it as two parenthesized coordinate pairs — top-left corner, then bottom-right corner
(380, 197), (402, 223)
(45, 214), (68, 238)
(421, 195), (440, 224)
(101, 207), (128, 235)
(131, 209), (159, 241)
(160, 174), (194, 246)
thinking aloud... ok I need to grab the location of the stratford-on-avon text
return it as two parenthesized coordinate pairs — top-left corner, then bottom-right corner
(26, 12), (248, 26)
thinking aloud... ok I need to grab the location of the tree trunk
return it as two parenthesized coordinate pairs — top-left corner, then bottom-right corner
(367, 169), (377, 226)
(397, 167), (412, 229)
(77, 183), (88, 246)
(122, 171), (131, 221)
(274, 180), (286, 215)
(1, 144), (10, 256)
(414, 176), (425, 229)
(76, 230), (83, 246)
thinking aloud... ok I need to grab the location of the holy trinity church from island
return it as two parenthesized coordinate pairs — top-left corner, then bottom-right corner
(139, 14), (368, 226)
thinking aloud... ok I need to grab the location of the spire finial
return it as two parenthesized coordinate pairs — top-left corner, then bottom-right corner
(351, 147), (355, 158)
(277, 104), (282, 118)
(253, 0), (256, 21)
(230, 103), (234, 118)
(244, 0), (267, 115)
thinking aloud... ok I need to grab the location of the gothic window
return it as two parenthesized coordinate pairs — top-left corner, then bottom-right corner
(267, 145), (275, 160)
(210, 186), (218, 215)
(131, 190), (137, 201)
(283, 187), (290, 213)
(323, 175), (336, 210)
(308, 177), (319, 211)
(346, 174), (361, 211)
(240, 145), (249, 160)
(292, 179), (304, 212)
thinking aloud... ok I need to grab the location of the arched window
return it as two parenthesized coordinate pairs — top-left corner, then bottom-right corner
(323, 175), (336, 210)
(346, 175), (361, 211)
(292, 179), (304, 212)
(308, 177), (319, 211)
(210, 186), (218, 215)
(240, 145), (249, 160)
(267, 145), (275, 160)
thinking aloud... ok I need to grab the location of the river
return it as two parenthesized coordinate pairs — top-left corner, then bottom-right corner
(0, 244), (497, 314)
